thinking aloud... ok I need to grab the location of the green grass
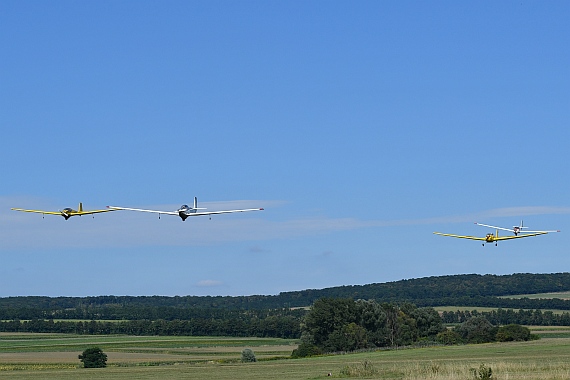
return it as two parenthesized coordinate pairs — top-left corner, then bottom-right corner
(0, 333), (296, 353)
(3, 334), (570, 379)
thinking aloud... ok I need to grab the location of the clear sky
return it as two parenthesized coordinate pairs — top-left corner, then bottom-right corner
(1, 1), (569, 297)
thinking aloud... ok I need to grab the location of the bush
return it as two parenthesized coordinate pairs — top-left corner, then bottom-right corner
(241, 348), (257, 363)
(291, 342), (322, 358)
(78, 347), (107, 368)
(496, 324), (531, 342)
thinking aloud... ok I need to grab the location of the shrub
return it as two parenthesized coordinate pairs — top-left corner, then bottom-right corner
(241, 348), (257, 363)
(496, 324), (531, 342)
(291, 342), (323, 358)
(78, 347), (107, 368)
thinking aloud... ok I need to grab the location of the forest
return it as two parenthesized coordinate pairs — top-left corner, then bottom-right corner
(2, 273), (570, 338)
(3, 272), (570, 312)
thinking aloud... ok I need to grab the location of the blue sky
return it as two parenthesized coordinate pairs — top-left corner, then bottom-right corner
(1, 1), (569, 297)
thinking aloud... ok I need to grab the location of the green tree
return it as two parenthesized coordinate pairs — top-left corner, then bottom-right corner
(455, 316), (497, 344)
(78, 347), (107, 368)
(324, 322), (368, 352)
(382, 303), (401, 346)
(356, 299), (387, 346)
(436, 329), (462, 345)
(412, 307), (446, 338)
(303, 298), (357, 347)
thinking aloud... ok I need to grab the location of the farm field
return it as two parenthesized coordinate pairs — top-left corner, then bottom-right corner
(499, 291), (570, 300)
(2, 331), (570, 379)
(435, 305), (570, 315)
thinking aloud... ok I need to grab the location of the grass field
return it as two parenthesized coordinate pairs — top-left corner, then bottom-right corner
(434, 306), (570, 315)
(2, 332), (570, 379)
(499, 291), (570, 300)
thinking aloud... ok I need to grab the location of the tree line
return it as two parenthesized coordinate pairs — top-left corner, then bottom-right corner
(437, 316), (536, 345)
(4, 296), (570, 322)
(0, 313), (300, 338)
(3, 302), (569, 339)
(442, 308), (570, 326)
(0, 305), (306, 321)
(2, 273), (570, 314)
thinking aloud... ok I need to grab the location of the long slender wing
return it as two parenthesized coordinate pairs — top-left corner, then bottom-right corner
(494, 232), (547, 241)
(517, 229), (560, 233)
(11, 208), (62, 215)
(107, 206), (263, 216)
(184, 208), (264, 217)
(475, 222), (560, 234)
(474, 222), (514, 233)
(433, 232), (486, 241)
(106, 206), (179, 216)
(73, 209), (115, 215)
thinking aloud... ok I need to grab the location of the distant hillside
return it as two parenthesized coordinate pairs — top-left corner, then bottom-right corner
(280, 272), (570, 305)
(2, 273), (570, 315)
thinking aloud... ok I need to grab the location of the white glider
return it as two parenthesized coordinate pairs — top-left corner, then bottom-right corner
(108, 197), (263, 221)
(475, 221), (560, 236)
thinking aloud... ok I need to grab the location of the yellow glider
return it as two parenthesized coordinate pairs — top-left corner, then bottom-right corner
(433, 230), (548, 246)
(11, 203), (115, 220)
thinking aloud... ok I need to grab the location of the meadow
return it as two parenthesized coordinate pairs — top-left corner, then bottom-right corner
(2, 329), (570, 379)
(434, 305), (570, 315)
(500, 291), (570, 300)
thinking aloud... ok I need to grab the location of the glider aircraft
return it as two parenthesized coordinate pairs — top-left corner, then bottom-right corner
(474, 221), (560, 236)
(107, 197), (263, 221)
(11, 203), (114, 220)
(434, 222), (559, 246)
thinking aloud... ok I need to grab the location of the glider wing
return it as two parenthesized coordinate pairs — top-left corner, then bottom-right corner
(433, 232), (486, 241)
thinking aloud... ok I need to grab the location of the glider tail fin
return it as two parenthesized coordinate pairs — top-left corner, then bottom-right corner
(191, 197), (206, 210)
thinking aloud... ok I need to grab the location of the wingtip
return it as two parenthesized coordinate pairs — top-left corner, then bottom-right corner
(260, 208), (264, 210)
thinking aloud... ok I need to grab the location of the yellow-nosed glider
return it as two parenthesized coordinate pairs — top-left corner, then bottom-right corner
(433, 230), (547, 246)
(107, 197), (263, 221)
(11, 203), (115, 220)
(435, 220), (559, 245)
